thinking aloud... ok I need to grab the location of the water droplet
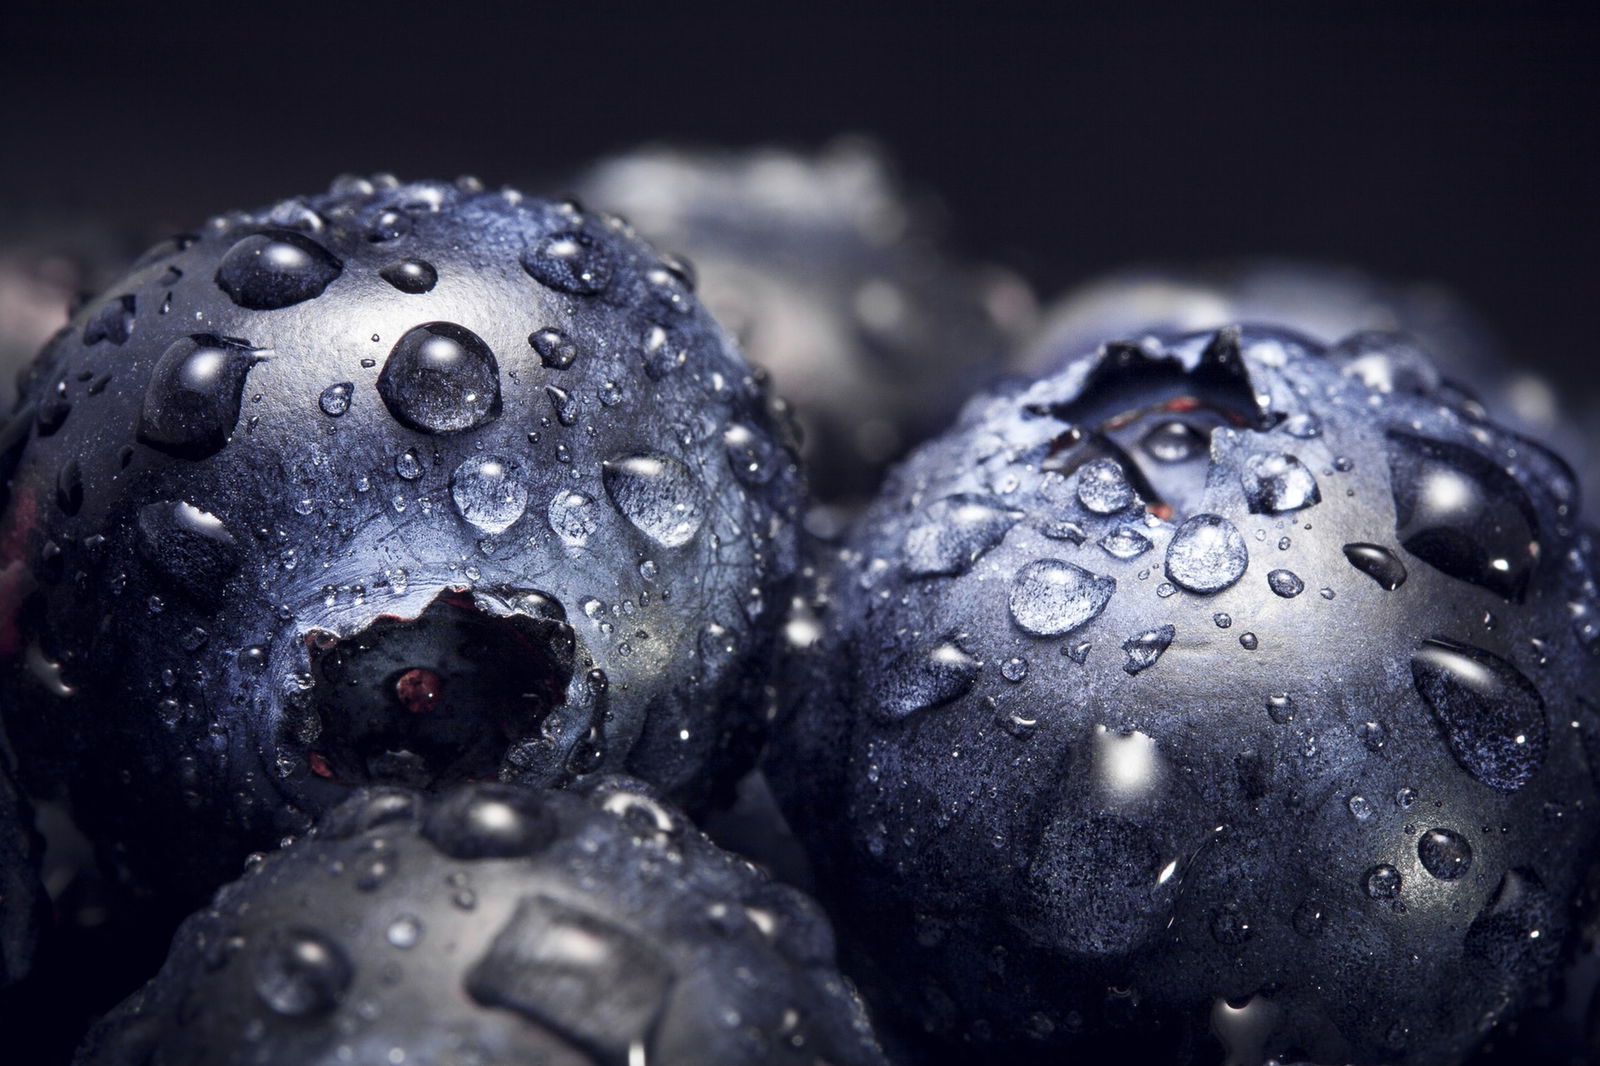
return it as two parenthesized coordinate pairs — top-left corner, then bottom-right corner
(1001, 656), (1029, 682)
(1396, 786), (1418, 808)
(55, 460), (83, 515)
(521, 230), (613, 295)
(378, 322), (501, 434)
(450, 456), (527, 534)
(870, 641), (979, 722)
(1166, 514), (1248, 593)
(137, 334), (259, 459)
(1266, 694), (1295, 723)
(465, 896), (670, 1058)
(544, 384), (578, 426)
(529, 327), (578, 369)
(905, 495), (1019, 577)
(422, 785), (557, 860)
(386, 915), (423, 948)
(1122, 624), (1175, 674)
(83, 294), (136, 346)
(1077, 457), (1137, 514)
(1141, 420), (1208, 463)
(395, 449), (424, 480)
(1009, 559), (1116, 636)
(252, 928), (352, 1016)
(1344, 543), (1408, 590)
(1241, 453), (1321, 514)
(723, 423), (777, 485)
(319, 382), (354, 417)
(601, 453), (706, 548)
(1213, 612), (1233, 628)
(1239, 632), (1258, 650)
(216, 230), (342, 310)
(1412, 638), (1547, 792)
(1267, 569), (1304, 598)
(379, 258), (438, 294)
(1387, 431), (1538, 601)
(548, 490), (600, 546)
(1100, 527), (1152, 560)
(1359, 720), (1389, 752)
(136, 501), (242, 596)
(1418, 827), (1473, 880)
(1283, 412), (1322, 438)
(1364, 864), (1403, 900)
(367, 208), (413, 242)
(1348, 794), (1374, 821)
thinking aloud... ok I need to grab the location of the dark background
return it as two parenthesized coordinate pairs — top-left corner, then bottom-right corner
(3, 1), (1598, 398)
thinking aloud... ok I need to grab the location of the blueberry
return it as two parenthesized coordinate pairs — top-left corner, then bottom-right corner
(770, 326), (1600, 1064)
(0, 755), (44, 990)
(0, 176), (802, 903)
(73, 778), (888, 1066)
(576, 140), (1034, 507)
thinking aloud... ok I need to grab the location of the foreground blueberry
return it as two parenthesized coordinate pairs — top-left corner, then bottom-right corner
(0, 175), (802, 902)
(73, 778), (886, 1066)
(0, 753), (44, 990)
(576, 140), (1033, 507)
(771, 326), (1600, 1064)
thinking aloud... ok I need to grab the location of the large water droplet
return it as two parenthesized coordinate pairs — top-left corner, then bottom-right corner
(1122, 624), (1175, 674)
(548, 490), (600, 546)
(905, 495), (1019, 577)
(1166, 514), (1248, 593)
(136, 501), (242, 597)
(1344, 543), (1408, 589)
(450, 456), (527, 534)
(1411, 638), (1547, 792)
(602, 454), (706, 548)
(1009, 559), (1116, 636)
(1387, 432), (1538, 601)
(465, 895), (670, 1058)
(137, 334), (258, 459)
(521, 231), (613, 295)
(1240, 452), (1321, 514)
(215, 230), (342, 310)
(1417, 827), (1473, 880)
(869, 640), (979, 722)
(1077, 457), (1137, 514)
(379, 258), (438, 294)
(377, 322), (501, 434)
(252, 927), (352, 1016)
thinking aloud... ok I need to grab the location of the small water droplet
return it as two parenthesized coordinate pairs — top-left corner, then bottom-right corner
(1267, 569), (1304, 598)
(723, 423), (777, 485)
(1141, 420), (1208, 463)
(870, 640), (979, 721)
(1266, 694), (1294, 723)
(137, 334), (259, 459)
(395, 449), (424, 480)
(549, 490), (600, 546)
(379, 258), (438, 294)
(1344, 543), (1408, 590)
(1239, 632), (1258, 650)
(1100, 527), (1153, 560)
(386, 915), (423, 948)
(319, 382), (354, 417)
(83, 294), (136, 346)
(1348, 794), (1374, 822)
(1213, 612), (1232, 628)
(1364, 864), (1403, 899)
(1001, 656), (1029, 682)
(530, 327), (579, 369)
(252, 928), (352, 1016)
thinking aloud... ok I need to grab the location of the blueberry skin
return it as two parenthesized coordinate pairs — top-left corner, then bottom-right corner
(576, 141), (1032, 506)
(771, 326), (1600, 1064)
(73, 777), (888, 1066)
(0, 175), (802, 903)
(0, 752), (45, 990)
